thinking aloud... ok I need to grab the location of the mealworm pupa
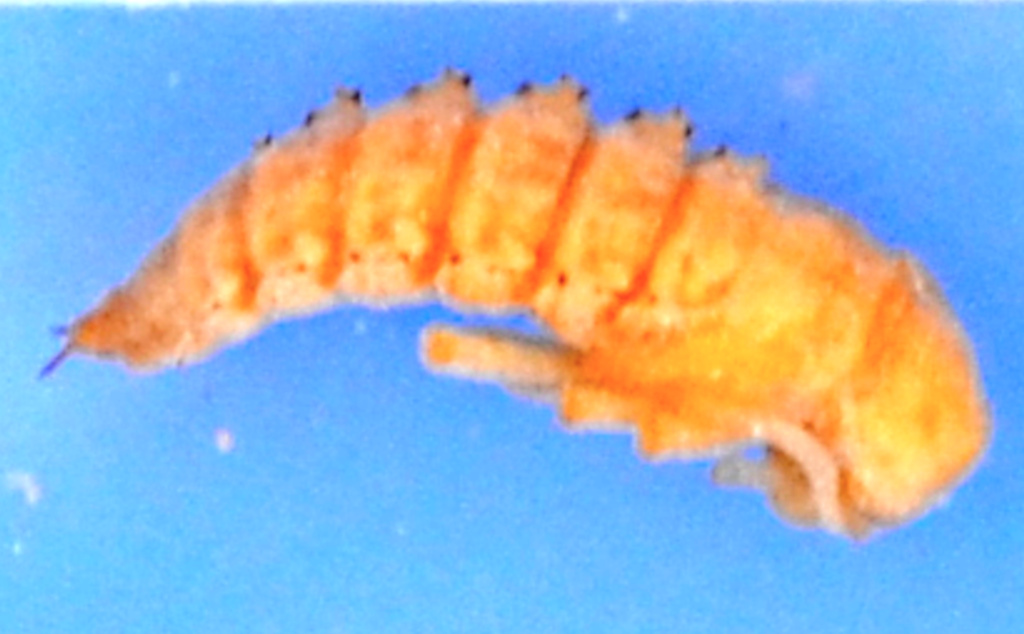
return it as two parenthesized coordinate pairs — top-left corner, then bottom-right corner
(49, 70), (989, 538)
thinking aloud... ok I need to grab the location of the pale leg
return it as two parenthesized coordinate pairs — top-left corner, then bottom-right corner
(420, 326), (574, 399)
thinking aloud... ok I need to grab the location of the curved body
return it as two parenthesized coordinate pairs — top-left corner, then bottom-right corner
(59, 71), (989, 537)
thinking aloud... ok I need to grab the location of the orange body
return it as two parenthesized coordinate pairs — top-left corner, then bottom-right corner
(62, 71), (989, 537)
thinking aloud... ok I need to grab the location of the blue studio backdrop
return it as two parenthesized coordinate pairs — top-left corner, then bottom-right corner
(2, 6), (1022, 634)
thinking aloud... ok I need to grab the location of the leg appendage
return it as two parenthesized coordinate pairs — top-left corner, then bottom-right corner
(420, 325), (574, 398)
(421, 326), (861, 536)
(712, 420), (863, 537)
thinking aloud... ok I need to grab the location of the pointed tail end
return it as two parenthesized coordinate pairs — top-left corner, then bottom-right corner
(39, 324), (76, 379)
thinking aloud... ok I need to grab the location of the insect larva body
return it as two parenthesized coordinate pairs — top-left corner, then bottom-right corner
(56, 70), (989, 538)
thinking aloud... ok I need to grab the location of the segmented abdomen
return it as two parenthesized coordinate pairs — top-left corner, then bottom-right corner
(71, 70), (699, 362)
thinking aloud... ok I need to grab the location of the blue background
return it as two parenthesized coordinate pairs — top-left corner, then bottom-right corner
(3, 6), (1022, 633)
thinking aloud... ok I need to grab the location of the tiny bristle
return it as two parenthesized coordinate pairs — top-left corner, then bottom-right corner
(39, 344), (73, 379)
(625, 108), (643, 121)
(334, 86), (360, 103)
(444, 67), (472, 86)
(516, 81), (534, 96)
(254, 133), (273, 150)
